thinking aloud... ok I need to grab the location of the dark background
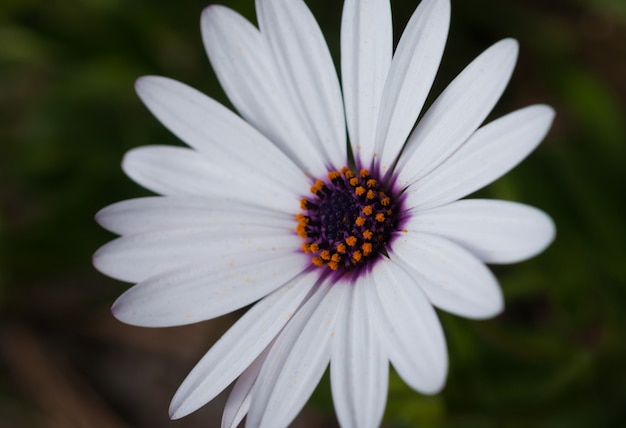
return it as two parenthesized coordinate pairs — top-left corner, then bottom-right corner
(1, 0), (625, 426)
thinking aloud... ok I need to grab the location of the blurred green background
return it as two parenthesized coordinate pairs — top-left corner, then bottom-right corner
(1, 0), (625, 427)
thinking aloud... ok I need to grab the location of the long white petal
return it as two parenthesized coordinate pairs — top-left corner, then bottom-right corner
(341, 0), (392, 164)
(376, 0), (450, 173)
(169, 273), (318, 419)
(121, 146), (300, 212)
(405, 199), (556, 264)
(368, 259), (447, 394)
(135, 76), (308, 196)
(110, 250), (308, 327)
(95, 196), (292, 236)
(201, 5), (327, 175)
(247, 279), (348, 428)
(93, 226), (297, 283)
(331, 280), (388, 428)
(391, 231), (503, 319)
(221, 345), (271, 428)
(256, 0), (346, 166)
(406, 105), (555, 210)
(397, 38), (519, 185)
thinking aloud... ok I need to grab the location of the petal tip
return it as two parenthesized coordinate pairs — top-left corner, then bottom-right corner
(168, 403), (182, 420)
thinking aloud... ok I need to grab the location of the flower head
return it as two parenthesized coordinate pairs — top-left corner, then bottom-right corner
(94, 0), (555, 426)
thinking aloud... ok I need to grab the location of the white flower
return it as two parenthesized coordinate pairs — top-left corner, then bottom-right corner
(94, 0), (556, 426)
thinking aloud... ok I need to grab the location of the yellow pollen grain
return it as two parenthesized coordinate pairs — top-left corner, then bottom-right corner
(349, 177), (359, 186)
(302, 242), (311, 253)
(344, 169), (354, 179)
(375, 213), (385, 222)
(363, 230), (373, 240)
(300, 198), (309, 209)
(310, 179), (325, 194)
(296, 225), (307, 238)
(355, 217), (366, 227)
(346, 236), (357, 247)
(362, 242), (373, 255)
(310, 243), (320, 253)
(366, 190), (376, 199)
(336, 243), (347, 253)
(312, 257), (324, 266)
(320, 250), (331, 260)
(366, 179), (377, 188)
(360, 169), (369, 178)
(362, 205), (373, 216)
(331, 253), (341, 262)
(381, 197), (391, 206)
(352, 250), (362, 262)
(328, 171), (341, 181)
(328, 261), (339, 271)
(355, 186), (365, 196)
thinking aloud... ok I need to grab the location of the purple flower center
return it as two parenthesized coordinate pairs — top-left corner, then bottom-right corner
(297, 167), (399, 272)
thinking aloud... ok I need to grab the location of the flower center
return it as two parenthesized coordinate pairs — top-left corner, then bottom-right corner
(297, 167), (399, 272)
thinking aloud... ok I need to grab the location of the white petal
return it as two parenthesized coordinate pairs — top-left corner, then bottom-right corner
(341, 0), (392, 164)
(121, 146), (300, 212)
(94, 225), (297, 283)
(405, 199), (556, 264)
(201, 6), (327, 175)
(406, 105), (555, 210)
(247, 279), (348, 428)
(256, 0), (346, 166)
(375, 0), (450, 172)
(368, 260), (447, 393)
(331, 281), (388, 428)
(96, 196), (292, 236)
(135, 76), (308, 196)
(221, 345), (271, 428)
(391, 231), (503, 319)
(110, 249), (309, 327)
(397, 39), (519, 185)
(169, 273), (318, 419)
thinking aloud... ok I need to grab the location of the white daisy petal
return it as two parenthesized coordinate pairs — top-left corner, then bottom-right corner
(95, 196), (292, 236)
(221, 345), (271, 428)
(331, 280), (388, 428)
(121, 146), (299, 212)
(110, 249), (308, 327)
(201, 5), (327, 175)
(256, 0), (346, 165)
(93, 226), (297, 283)
(135, 76), (309, 196)
(376, 0), (450, 172)
(406, 105), (555, 210)
(169, 273), (318, 419)
(341, 0), (392, 164)
(391, 231), (503, 319)
(248, 279), (348, 428)
(397, 38), (519, 185)
(405, 199), (556, 264)
(368, 259), (447, 394)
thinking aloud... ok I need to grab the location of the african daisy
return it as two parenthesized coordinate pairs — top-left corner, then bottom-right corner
(94, 0), (556, 426)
